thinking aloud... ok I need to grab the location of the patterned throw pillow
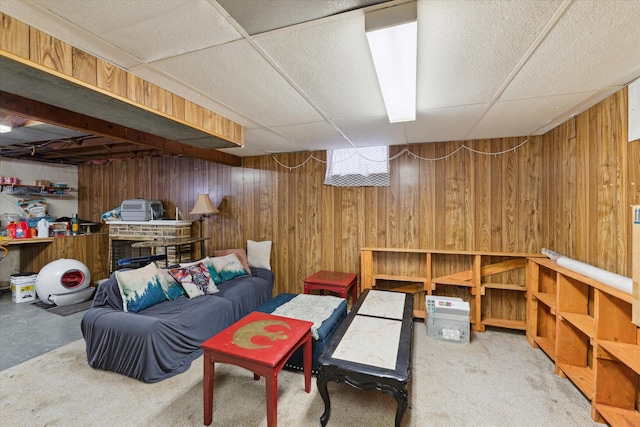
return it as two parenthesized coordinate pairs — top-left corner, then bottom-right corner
(179, 257), (223, 284)
(210, 253), (249, 283)
(212, 249), (252, 276)
(168, 262), (219, 298)
(115, 262), (167, 313)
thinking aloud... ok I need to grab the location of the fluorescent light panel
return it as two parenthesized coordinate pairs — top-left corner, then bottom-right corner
(366, 2), (417, 123)
(0, 124), (11, 133)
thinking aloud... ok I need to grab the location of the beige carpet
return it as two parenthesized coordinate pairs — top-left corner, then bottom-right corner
(0, 323), (599, 427)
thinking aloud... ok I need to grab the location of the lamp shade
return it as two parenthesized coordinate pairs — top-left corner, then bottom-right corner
(189, 194), (219, 216)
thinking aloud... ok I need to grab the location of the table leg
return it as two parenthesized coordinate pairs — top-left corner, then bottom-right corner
(303, 333), (311, 392)
(393, 387), (409, 427)
(266, 371), (278, 427)
(351, 280), (358, 303)
(203, 353), (215, 426)
(316, 372), (333, 427)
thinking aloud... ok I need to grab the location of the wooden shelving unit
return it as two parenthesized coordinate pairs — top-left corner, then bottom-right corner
(0, 183), (73, 197)
(526, 257), (640, 425)
(360, 248), (543, 331)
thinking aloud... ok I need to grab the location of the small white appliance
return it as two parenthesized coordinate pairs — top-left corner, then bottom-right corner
(36, 259), (94, 306)
(425, 296), (471, 344)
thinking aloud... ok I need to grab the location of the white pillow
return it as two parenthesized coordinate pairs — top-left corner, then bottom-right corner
(247, 240), (272, 270)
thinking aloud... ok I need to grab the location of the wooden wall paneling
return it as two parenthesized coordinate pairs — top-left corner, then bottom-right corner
(519, 136), (542, 254)
(184, 100), (204, 129)
(562, 121), (577, 259)
(320, 172), (335, 274)
(0, 13), (29, 58)
(500, 139), (520, 319)
(171, 94), (186, 121)
(609, 91), (630, 276)
(305, 154), (321, 279)
(502, 138), (518, 253)
(595, 94), (621, 273)
(126, 73), (145, 104)
(475, 139), (492, 252)
(417, 142), (436, 249)
(575, 113), (590, 264)
(96, 58), (127, 97)
(396, 148), (419, 269)
(490, 139), (504, 252)
(340, 185), (359, 275)
(29, 27), (72, 75)
(71, 48), (96, 85)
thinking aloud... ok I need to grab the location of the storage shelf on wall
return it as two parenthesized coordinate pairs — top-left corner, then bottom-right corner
(360, 248), (544, 331)
(526, 257), (640, 426)
(0, 184), (73, 197)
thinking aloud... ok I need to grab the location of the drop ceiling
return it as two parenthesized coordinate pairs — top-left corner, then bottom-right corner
(1, 0), (639, 164)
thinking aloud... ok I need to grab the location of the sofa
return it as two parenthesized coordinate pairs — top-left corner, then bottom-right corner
(81, 263), (274, 383)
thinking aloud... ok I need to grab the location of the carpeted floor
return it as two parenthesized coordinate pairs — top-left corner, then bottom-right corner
(0, 323), (600, 426)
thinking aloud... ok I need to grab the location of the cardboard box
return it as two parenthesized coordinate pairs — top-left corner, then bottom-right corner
(11, 283), (36, 303)
(425, 296), (470, 344)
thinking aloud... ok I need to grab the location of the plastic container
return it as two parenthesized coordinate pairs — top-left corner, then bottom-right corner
(70, 213), (79, 235)
(11, 273), (37, 303)
(6, 222), (17, 238)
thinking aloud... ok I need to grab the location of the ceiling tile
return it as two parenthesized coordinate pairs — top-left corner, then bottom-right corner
(501, 0), (640, 100)
(468, 92), (598, 139)
(31, 0), (242, 63)
(407, 104), (488, 143)
(417, 0), (563, 109)
(152, 39), (324, 127)
(335, 116), (408, 147)
(256, 12), (386, 120)
(270, 122), (350, 151)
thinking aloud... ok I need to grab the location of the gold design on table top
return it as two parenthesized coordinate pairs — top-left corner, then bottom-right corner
(232, 319), (291, 349)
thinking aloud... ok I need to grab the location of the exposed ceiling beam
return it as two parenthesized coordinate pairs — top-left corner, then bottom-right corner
(0, 91), (241, 166)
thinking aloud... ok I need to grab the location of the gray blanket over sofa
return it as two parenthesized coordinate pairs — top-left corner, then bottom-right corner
(81, 268), (274, 383)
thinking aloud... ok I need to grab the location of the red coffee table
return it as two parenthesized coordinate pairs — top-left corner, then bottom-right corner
(201, 311), (313, 426)
(304, 270), (358, 305)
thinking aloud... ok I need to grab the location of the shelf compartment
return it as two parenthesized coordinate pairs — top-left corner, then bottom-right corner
(533, 291), (557, 313)
(534, 336), (556, 360)
(556, 363), (593, 399)
(481, 282), (526, 293)
(597, 340), (640, 375)
(558, 312), (594, 338)
(592, 403), (640, 427)
(431, 278), (474, 287)
(481, 318), (526, 330)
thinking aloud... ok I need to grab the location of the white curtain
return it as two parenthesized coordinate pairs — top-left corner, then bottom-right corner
(324, 146), (390, 187)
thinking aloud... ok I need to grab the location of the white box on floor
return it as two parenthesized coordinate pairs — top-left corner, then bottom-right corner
(425, 296), (470, 344)
(11, 282), (36, 303)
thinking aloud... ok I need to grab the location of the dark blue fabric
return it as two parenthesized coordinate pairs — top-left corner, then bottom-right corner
(254, 293), (347, 373)
(81, 268), (274, 383)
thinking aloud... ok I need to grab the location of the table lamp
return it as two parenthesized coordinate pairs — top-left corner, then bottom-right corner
(189, 194), (219, 257)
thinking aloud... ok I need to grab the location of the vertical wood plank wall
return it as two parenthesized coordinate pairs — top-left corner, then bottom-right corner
(78, 89), (640, 299)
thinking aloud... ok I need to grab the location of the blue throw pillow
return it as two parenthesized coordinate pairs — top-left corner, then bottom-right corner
(210, 253), (249, 283)
(115, 263), (167, 313)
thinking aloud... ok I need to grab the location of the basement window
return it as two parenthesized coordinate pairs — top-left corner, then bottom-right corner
(324, 146), (390, 187)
